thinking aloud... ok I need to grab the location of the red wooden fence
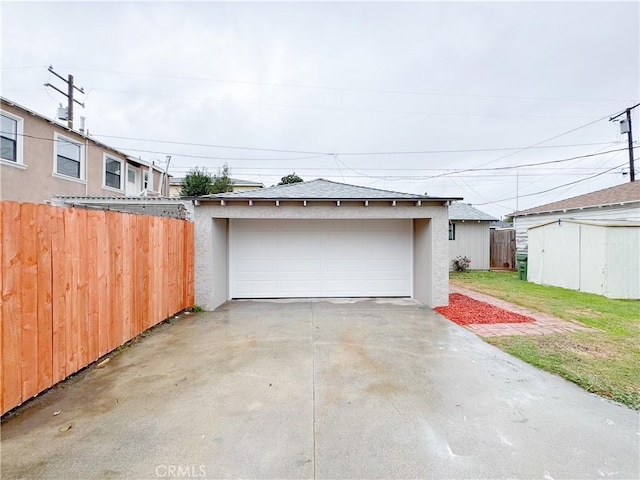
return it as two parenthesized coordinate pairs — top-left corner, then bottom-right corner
(0, 202), (195, 415)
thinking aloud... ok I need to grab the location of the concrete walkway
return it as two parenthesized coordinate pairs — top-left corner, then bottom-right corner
(1, 299), (638, 480)
(450, 285), (596, 337)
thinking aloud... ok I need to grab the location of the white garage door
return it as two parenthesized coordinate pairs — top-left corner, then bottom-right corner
(229, 219), (412, 298)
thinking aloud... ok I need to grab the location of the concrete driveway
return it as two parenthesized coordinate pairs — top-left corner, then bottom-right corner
(2, 299), (638, 479)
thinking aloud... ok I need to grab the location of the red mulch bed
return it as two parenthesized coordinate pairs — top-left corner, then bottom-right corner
(435, 293), (535, 326)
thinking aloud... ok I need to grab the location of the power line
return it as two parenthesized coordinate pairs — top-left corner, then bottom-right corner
(55, 66), (637, 103)
(473, 162), (627, 206)
(89, 132), (623, 156)
(5, 131), (633, 171)
(110, 141), (622, 160)
(90, 88), (603, 119)
(469, 110), (625, 171)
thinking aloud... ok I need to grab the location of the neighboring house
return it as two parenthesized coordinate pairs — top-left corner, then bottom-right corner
(448, 203), (497, 270)
(512, 182), (640, 252)
(169, 176), (264, 197)
(528, 219), (639, 299)
(1, 97), (168, 203)
(193, 179), (462, 310)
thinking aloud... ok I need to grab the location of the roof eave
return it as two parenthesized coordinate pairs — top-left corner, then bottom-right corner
(512, 199), (640, 217)
(196, 196), (462, 203)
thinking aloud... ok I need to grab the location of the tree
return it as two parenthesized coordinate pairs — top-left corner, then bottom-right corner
(278, 172), (304, 185)
(211, 163), (233, 194)
(180, 167), (213, 196)
(179, 163), (233, 196)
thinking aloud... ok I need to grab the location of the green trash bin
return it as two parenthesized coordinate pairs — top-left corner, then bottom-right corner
(516, 252), (528, 280)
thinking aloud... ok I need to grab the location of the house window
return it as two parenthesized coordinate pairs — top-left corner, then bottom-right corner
(449, 222), (456, 240)
(104, 155), (123, 190)
(143, 170), (151, 191)
(54, 134), (84, 180)
(1, 111), (23, 164)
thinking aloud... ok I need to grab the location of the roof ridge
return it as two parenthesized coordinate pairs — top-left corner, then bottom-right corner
(314, 178), (430, 197)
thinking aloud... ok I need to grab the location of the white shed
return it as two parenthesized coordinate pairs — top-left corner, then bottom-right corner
(512, 182), (640, 252)
(527, 219), (640, 299)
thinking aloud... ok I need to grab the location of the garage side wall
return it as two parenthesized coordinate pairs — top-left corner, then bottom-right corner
(194, 208), (215, 310)
(194, 203), (450, 309)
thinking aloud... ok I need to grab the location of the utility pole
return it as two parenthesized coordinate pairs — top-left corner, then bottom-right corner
(44, 66), (85, 130)
(610, 102), (640, 182)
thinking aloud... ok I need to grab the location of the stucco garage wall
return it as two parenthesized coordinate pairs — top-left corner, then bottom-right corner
(194, 203), (449, 310)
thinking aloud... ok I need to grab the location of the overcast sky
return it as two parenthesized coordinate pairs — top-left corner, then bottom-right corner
(2, 1), (638, 218)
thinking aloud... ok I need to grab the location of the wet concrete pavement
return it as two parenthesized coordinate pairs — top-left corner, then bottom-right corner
(2, 299), (638, 479)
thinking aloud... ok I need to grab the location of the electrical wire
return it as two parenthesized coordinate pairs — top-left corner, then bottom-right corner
(89, 88), (602, 119)
(468, 110), (626, 171)
(2, 132), (634, 175)
(56, 66), (637, 103)
(88, 132), (622, 157)
(473, 162), (628, 206)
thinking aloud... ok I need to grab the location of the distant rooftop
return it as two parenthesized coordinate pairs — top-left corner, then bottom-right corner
(513, 182), (640, 216)
(199, 178), (462, 201)
(449, 203), (497, 221)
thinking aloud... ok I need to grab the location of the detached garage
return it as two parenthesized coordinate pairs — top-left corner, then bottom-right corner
(193, 179), (461, 309)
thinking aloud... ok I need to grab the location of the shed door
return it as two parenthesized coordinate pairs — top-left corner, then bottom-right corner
(229, 219), (412, 298)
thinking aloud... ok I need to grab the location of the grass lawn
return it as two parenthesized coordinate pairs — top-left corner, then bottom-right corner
(450, 271), (640, 409)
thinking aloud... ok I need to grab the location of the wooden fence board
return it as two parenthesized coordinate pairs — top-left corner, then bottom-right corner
(96, 211), (110, 358)
(110, 212), (124, 350)
(139, 216), (151, 332)
(63, 208), (80, 374)
(19, 203), (39, 400)
(50, 206), (66, 383)
(86, 210), (101, 363)
(0, 201), (4, 413)
(36, 205), (53, 392)
(76, 209), (90, 368)
(1, 203), (194, 415)
(121, 214), (132, 341)
(1, 202), (23, 413)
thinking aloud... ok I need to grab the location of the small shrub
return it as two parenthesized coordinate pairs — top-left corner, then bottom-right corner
(190, 305), (205, 312)
(453, 255), (472, 272)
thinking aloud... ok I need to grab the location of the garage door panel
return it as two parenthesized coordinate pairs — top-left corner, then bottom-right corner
(278, 280), (324, 295)
(278, 259), (323, 273)
(235, 280), (279, 297)
(236, 258), (278, 274)
(323, 258), (366, 272)
(230, 219), (412, 298)
(365, 257), (407, 272)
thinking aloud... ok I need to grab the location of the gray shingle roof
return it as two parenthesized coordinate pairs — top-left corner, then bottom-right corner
(513, 182), (640, 216)
(448, 203), (497, 221)
(200, 178), (462, 201)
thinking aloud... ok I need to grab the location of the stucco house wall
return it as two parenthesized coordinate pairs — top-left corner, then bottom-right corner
(1, 98), (166, 203)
